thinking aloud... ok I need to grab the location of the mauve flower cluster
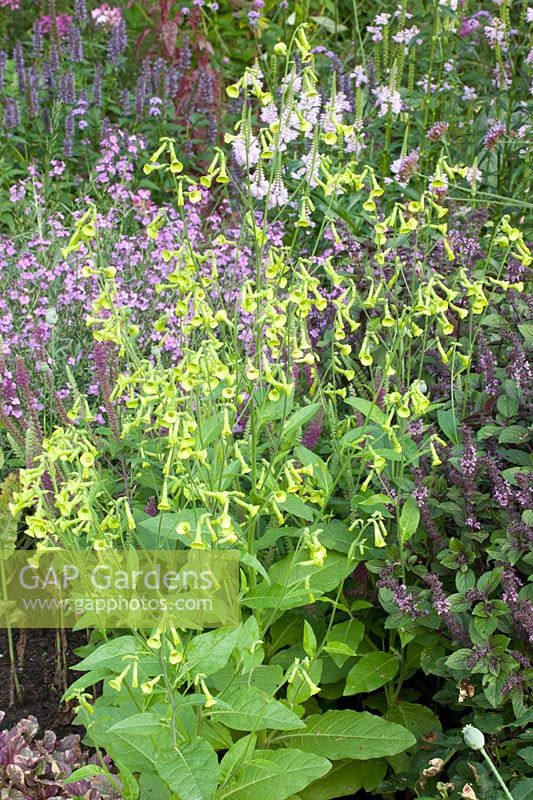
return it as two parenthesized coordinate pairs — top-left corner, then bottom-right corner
(37, 13), (73, 37)
(0, 7), (207, 168)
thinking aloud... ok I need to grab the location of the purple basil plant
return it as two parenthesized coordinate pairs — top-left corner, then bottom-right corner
(0, 710), (121, 798)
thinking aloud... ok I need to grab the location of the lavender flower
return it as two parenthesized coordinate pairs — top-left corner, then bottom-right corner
(108, 16), (127, 66)
(68, 25), (84, 63)
(75, 0), (88, 24)
(501, 564), (533, 645)
(390, 149), (419, 186)
(423, 572), (470, 644)
(459, 424), (479, 530)
(93, 64), (103, 107)
(4, 98), (20, 129)
(377, 565), (426, 619)
(32, 22), (44, 59)
(60, 69), (76, 105)
(484, 122), (506, 150)
(144, 497), (158, 517)
(93, 341), (120, 439)
(477, 334), (500, 396)
(120, 88), (130, 116)
(302, 410), (323, 450)
(27, 66), (40, 117)
(64, 111), (75, 157)
(0, 50), (6, 91)
(13, 42), (26, 92)
(482, 456), (511, 508)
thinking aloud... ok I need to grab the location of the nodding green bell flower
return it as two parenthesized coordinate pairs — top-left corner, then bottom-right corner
(443, 238), (455, 261)
(295, 27), (312, 62)
(450, 302), (469, 320)
(462, 725), (485, 751)
(157, 480), (170, 512)
(371, 513), (388, 548)
(436, 338), (449, 364)
(381, 302), (395, 328)
(439, 314), (454, 336)
(200, 678), (217, 709)
(109, 664), (131, 692)
(147, 631), (162, 650)
(141, 675), (161, 695)
(226, 79), (242, 99)
(429, 440), (442, 467)
(149, 139), (170, 164)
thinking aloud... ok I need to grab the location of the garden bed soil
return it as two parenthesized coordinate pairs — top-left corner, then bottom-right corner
(0, 628), (88, 735)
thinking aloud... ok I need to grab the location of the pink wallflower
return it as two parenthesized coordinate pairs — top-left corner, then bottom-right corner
(49, 160), (66, 177)
(38, 13), (72, 37)
(459, 17), (480, 37)
(9, 180), (26, 203)
(0, 0), (21, 8)
(91, 3), (122, 29)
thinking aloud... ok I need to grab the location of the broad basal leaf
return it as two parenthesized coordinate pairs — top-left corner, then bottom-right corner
(209, 686), (304, 731)
(298, 758), (386, 800)
(184, 626), (241, 676)
(155, 738), (220, 800)
(344, 652), (399, 695)
(216, 748), (331, 800)
(274, 710), (416, 760)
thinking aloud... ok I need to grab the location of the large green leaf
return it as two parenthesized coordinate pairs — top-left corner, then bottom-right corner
(210, 686), (304, 732)
(243, 582), (317, 611)
(275, 710), (416, 760)
(385, 702), (442, 740)
(344, 652), (399, 695)
(219, 734), (257, 784)
(399, 497), (420, 544)
(324, 620), (364, 667)
(282, 404), (321, 440)
(216, 749), (331, 800)
(299, 759), (386, 799)
(267, 552), (355, 594)
(184, 626), (241, 676)
(211, 665), (284, 694)
(73, 636), (144, 672)
(105, 713), (170, 773)
(155, 738), (220, 800)
(343, 397), (387, 425)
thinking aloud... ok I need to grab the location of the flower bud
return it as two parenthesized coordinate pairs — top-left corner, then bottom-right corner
(462, 725), (485, 751)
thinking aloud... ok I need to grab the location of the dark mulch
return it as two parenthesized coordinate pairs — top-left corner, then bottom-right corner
(0, 628), (88, 734)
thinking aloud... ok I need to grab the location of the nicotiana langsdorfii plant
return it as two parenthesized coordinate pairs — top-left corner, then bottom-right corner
(6, 24), (532, 800)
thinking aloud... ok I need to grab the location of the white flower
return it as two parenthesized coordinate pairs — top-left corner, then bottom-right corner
(373, 85), (403, 116)
(231, 135), (260, 167)
(462, 86), (478, 101)
(352, 66), (368, 88)
(466, 165), (482, 186)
